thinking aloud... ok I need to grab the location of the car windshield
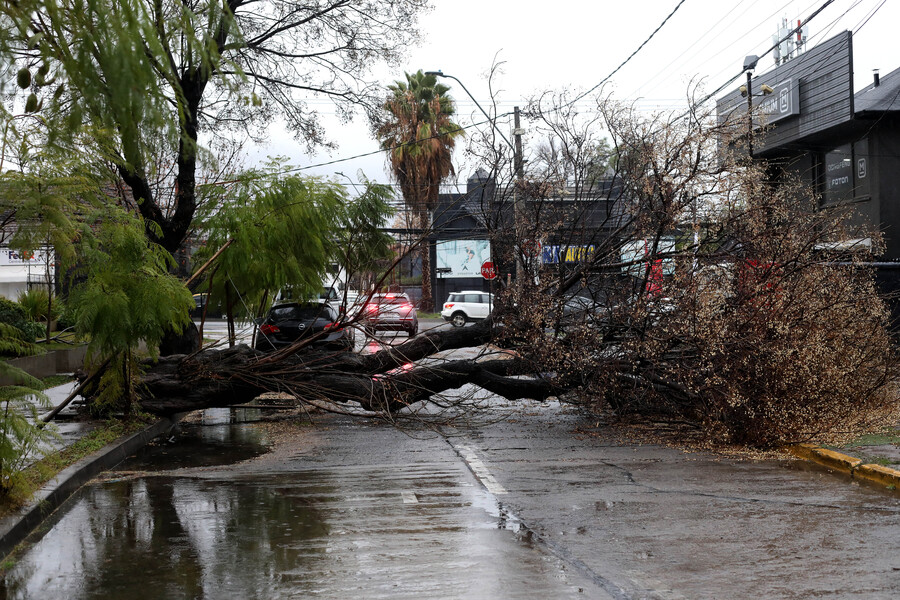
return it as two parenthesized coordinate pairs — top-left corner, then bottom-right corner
(269, 305), (329, 321)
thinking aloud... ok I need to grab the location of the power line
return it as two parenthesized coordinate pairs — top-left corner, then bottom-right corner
(682, 0), (837, 117)
(279, 0), (691, 176)
(558, 0), (689, 112)
(629, 0), (772, 100)
(229, 0), (857, 183)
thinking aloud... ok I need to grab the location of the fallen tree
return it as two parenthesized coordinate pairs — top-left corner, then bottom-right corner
(131, 318), (558, 415)
(61, 87), (900, 449)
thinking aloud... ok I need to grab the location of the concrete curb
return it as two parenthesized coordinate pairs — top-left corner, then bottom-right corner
(0, 417), (177, 559)
(784, 443), (900, 490)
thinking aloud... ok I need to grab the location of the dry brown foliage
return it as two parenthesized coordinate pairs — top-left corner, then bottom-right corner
(487, 93), (899, 448)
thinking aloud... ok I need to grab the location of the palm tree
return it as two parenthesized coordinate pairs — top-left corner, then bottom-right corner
(376, 70), (463, 312)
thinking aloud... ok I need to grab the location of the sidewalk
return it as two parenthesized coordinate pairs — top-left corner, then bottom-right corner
(0, 383), (176, 558)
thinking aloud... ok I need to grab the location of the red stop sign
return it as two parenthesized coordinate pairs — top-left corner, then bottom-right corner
(481, 261), (497, 280)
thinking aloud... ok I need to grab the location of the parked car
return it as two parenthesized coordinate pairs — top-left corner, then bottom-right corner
(254, 300), (354, 352)
(191, 293), (223, 319)
(362, 292), (418, 336)
(559, 295), (606, 326)
(441, 291), (494, 327)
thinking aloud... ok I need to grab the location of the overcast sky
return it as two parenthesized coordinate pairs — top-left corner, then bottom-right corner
(247, 0), (897, 189)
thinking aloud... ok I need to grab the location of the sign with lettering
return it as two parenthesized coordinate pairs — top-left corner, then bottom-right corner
(824, 143), (853, 205)
(756, 78), (799, 125)
(0, 248), (50, 266)
(541, 245), (595, 265)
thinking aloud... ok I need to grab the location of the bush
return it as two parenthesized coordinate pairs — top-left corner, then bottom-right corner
(17, 288), (60, 322)
(0, 297), (42, 342)
(56, 300), (76, 331)
(0, 323), (39, 357)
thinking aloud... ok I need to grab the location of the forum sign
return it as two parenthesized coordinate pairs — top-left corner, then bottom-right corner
(717, 30), (853, 154)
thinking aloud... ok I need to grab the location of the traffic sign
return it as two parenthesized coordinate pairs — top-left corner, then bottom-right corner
(481, 261), (497, 280)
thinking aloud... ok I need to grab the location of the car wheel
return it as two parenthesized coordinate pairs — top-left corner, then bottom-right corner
(451, 312), (467, 327)
(408, 323), (418, 337)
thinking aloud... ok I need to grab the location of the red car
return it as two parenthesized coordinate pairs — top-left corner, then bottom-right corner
(362, 293), (418, 337)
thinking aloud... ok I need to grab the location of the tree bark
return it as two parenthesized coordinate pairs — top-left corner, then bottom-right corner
(129, 317), (558, 416)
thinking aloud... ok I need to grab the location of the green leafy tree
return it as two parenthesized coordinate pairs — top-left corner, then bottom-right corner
(69, 208), (194, 413)
(0, 136), (109, 340)
(0, 0), (428, 256)
(376, 70), (463, 311)
(334, 175), (396, 294)
(0, 363), (57, 497)
(196, 172), (394, 344)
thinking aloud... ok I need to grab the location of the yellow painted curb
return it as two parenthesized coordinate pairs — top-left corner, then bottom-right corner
(855, 464), (900, 488)
(784, 443), (900, 491)
(783, 443), (862, 473)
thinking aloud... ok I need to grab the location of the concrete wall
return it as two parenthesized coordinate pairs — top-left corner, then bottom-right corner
(0, 345), (88, 385)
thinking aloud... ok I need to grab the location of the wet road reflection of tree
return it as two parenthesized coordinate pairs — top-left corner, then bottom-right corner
(1, 476), (332, 599)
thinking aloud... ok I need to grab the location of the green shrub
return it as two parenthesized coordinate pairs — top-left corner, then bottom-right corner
(56, 300), (76, 331)
(0, 297), (41, 342)
(17, 288), (60, 322)
(0, 323), (39, 357)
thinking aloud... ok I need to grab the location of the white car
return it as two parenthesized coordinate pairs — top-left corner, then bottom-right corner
(441, 291), (494, 327)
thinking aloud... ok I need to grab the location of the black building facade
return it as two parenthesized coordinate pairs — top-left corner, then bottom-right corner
(427, 169), (630, 309)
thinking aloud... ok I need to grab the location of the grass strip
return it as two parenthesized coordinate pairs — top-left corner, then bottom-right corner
(0, 417), (151, 519)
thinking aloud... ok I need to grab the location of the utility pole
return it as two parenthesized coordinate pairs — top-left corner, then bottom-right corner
(514, 107), (524, 180)
(741, 55), (759, 158)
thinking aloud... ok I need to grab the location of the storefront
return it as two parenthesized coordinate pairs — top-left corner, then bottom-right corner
(0, 247), (53, 300)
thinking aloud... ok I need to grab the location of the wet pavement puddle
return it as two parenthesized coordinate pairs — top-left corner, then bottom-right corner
(0, 413), (589, 599)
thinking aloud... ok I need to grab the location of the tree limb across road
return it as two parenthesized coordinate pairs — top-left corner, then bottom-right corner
(133, 317), (558, 416)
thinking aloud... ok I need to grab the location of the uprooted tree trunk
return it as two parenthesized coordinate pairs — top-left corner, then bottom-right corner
(130, 318), (557, 416)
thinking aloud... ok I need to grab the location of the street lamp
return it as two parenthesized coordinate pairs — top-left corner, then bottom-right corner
(425, 70), (526, 283)
(739, 55), (774, 157)
(742, 55), (758, 156)
(424, 70), (515, 151)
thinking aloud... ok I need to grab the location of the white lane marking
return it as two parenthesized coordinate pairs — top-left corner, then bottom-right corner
(457, 445), (508, 495)
(401, 491), (419, 504)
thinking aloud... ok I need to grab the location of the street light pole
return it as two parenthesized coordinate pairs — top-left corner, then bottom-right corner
(742, 55), (759, 158)
(426, 70), (526, 284)
(746, 70), (753, 156)
(425, 70), (514, 151)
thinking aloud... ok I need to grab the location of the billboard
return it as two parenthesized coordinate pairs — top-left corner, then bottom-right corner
(436, 240), (490, 278)
(716, 30), (853, 153)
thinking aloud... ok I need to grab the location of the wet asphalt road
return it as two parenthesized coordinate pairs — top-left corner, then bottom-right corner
(4, 322), (900, 598)
(7, 404), (900, 598)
